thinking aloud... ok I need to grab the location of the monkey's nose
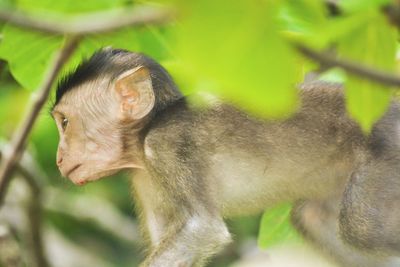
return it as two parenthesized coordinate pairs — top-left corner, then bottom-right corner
(57, 157), (63, 166)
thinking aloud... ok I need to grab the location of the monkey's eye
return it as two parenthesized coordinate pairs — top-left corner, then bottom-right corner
(61, 117), (69, 131)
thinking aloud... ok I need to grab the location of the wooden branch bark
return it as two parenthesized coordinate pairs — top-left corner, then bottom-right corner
(0, 150), (50, 267)
(295, 44), (400, 87)
(0, 5), (174, 35)
(0, 224), (23, 267)
(20, 171), (49, 267)
(0, 36), (80, 206)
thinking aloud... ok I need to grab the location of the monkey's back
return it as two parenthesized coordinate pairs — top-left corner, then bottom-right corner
(144, 81), (400, 217)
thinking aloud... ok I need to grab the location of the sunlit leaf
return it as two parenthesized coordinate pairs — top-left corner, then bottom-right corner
(134, 26), (174, 61)
(340, 0), (392, 14)
(338, 12), (396, 133)
(0, 0), (15, 9)
(59, 27), (141, 77)
(16, 0), (129, 14)
(0, 0), (150, 90)
(279, 0), (327, 38)
(319, 68), (346, 84)
(309, 13), (371, 49)
(175, 0), (299, 118)
(258, 203), (300, 249)
(0, 24), (169, 91)
(0, 25), (63, 90)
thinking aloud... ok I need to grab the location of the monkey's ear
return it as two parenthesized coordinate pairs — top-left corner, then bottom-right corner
(114, 66), (155, 121)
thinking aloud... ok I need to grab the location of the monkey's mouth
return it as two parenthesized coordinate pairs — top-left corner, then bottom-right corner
(71, 168), (119, 186)
(66, 164), (82, 177)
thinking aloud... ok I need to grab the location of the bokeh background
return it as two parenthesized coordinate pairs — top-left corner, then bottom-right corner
(0, 0), (399, 266)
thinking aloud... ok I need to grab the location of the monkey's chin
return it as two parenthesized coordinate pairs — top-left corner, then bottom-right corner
(70, 169), (119, 186)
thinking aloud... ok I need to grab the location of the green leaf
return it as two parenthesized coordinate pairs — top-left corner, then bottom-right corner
(339, 12), (396, 133)
(16, 0), (128, 14)
(134, 26), (173, 61)
(308, 13), (371, 49)
(175, 0), (299, 118)
(279, 0), (327, 36)
(0, 25), (63, 90)
(258, 203), (300, 249)
(340, 0), (392, 14)
(0, 0), (15, 9)
(0, 0), (144, 91)
(319, 68), (346, 84)
(0, 23), (169, 90)
(60, 27), (141, 76)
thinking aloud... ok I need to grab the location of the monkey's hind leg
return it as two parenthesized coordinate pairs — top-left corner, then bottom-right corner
(292, 199), (397, 267)
(339, 158), (400, 260)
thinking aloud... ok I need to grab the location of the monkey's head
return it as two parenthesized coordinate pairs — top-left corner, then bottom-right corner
(51, 48), (181, 185)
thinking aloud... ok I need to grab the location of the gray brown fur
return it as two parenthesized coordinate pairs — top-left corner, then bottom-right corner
(52, 49), (400, 267)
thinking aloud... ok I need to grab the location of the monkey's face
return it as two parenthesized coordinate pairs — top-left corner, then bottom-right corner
(52, 79), (125, 185)
(52, 67), (154, 185)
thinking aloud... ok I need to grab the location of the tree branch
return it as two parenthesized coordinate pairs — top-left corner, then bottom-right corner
(19, 170), (49, 267)
(0, 150), (50, 267)
(0, 36), (80, 206)
(0, 5), (174, 35)
(295, 44), (400, 87)
(0, 224), (23, 267)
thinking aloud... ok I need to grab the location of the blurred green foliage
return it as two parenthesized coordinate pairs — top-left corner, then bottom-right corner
(0, 0), (399, 266)
(258, 203), (301, 249)
(175, 0), (299, 117)
(339, 11), (396, 132)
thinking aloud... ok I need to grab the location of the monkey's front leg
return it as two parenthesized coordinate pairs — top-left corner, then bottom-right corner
(133, 170), (231, 267)
(141, 213), (231, 267)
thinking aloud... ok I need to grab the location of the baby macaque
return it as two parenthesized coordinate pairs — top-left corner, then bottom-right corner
(51, 48), (400, 267)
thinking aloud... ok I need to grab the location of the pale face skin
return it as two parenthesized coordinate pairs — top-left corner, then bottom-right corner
(52, 67), (153, 185)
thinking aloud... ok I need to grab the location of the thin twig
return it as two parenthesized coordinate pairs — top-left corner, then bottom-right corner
(18, 170), (49, 267)
(295, 44), (400, 87)
(0, 36), (80, 206)
(0, 224), (23, 267)
(0, 150), (49, 267)
(0, 5), (174, 35)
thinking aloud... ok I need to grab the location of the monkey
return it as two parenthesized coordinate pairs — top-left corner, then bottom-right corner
(51, 47), (400, 267)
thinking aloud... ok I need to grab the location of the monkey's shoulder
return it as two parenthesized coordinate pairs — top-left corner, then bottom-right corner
(143, 99), (197, 157)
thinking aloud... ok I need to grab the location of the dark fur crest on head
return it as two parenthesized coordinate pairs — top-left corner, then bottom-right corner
(53, 47), (182, 113)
